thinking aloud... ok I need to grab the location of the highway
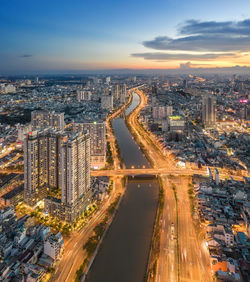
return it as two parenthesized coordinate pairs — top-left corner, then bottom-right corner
(127, 89), (213, 282)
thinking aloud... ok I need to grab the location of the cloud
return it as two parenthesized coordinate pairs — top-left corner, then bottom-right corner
(19, 54), (32, 58)
(179, 19), (250, 36)
(131, 52), (236, 61)
(179, 62), (212, 69)
(142, 19), (250, 52)
(180, 62), (192, 69)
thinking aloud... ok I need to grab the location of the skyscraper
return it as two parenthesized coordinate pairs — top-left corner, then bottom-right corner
(112, 83), (127, 104)
(59, 131), (91, 208)
(73, 122), (106, 169)
(31, 110), (65, 131)
(202, 95), (216, 128)
(24, 128), (91, 222)
(101, 94), (113, 110)
(23, 129), (61, 205)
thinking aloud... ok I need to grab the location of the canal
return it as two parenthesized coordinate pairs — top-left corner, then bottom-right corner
(86, 93), (159, 282)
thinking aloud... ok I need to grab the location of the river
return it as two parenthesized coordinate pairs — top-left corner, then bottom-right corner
(86, 93), (159, 282)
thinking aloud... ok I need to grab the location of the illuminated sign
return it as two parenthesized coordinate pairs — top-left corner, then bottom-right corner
(240, 99), (248, 104)
(168, 115), (182, 120)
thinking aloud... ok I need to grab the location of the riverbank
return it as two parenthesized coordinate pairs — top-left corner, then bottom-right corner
(84, 92), (159, 282)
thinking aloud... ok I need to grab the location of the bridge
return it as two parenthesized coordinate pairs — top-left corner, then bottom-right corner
(90, 167), (246, 181)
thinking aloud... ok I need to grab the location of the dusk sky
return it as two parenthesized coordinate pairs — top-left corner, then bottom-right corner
(1, 0), (250, 73)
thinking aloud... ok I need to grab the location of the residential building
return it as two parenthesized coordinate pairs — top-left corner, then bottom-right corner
(31, 110), (65, 131)
(24, 129), (91, 222)
(44, 232), (63, 260)
(202, 95), (216, 127)
(73, 122), (106, 169)
(77, 90), (92, 101)
(23, 129), (61, 206)
(112, 83), (127, 104)
(101, 94), (113, 110)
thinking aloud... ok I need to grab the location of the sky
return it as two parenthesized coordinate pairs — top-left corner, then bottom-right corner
(1, 0), (250, 74)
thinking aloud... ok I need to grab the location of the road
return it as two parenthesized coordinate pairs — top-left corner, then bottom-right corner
(51, 177), (124, 282)
(128, 89), (212, 281)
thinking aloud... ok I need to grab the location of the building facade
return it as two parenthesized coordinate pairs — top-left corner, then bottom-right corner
(202, 95), (216, 128)
(73, 122), (106, 169)
(77, 90), (92, 101)
(101, 94), (113, 111)
(112, 84), (127, 104)
(31, 110), (65, 131)
(24, 129), (91, 222)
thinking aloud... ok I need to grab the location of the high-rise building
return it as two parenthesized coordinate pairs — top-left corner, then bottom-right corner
(24, 129), (61, 205)
(202, 95), (216, 128)
(166, 106), (173, 116)
(73, 122), (106, 169)
(24, 129), (91, 222)
(59, 131), (90, 206)
(153, 106), (167, 120)
(31, 110), (65, 131)
(120, 83), (127, 104)
(131, 76), (136, 82)
(112, 84), (127, 103)
(101, 94), (113, 111)
(105, 76), (111, 84)
(152, 84), (157, 95)
(183, 79), (187, 89)
(77, 90), (92, 101)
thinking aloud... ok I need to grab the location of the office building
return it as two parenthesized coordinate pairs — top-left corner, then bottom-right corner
(24, 129), (91, 222)
(202, 95), (216, 127)
(31, 110), (65, 131)
(73, 122), (106, 169)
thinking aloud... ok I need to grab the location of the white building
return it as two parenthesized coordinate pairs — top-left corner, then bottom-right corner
(44, 232), (63, 260)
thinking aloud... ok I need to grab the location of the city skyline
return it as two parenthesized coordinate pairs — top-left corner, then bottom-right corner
(1, 0), (250, 74)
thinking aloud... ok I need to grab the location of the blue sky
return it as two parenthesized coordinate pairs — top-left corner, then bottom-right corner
(1, 0), (250, 73)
